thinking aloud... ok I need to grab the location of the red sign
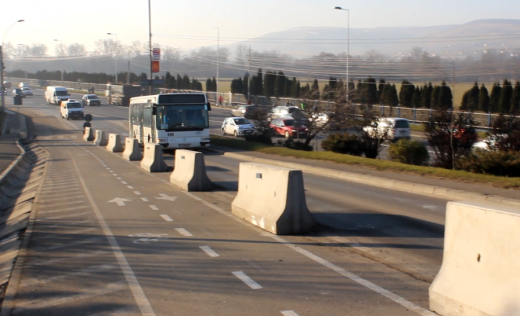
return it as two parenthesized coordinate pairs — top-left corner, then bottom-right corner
(152, 61), (160, 73)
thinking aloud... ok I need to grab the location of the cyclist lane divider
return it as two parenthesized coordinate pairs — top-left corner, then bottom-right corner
(106, 134), (124, 153)
(83, 127), (95, 142)
(140, 143), (168, 172)
(170, 149), (213, 191)
(429, 201), (520, 316)
(214, 150), (520, 209)
(231, 162), (317, 235)
(122, 138), (143, 161)
(93, 130), (108, 146)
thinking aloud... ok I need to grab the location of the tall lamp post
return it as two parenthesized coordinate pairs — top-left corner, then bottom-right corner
(107, 32), (118, 83)
(54, 39), (64, 82)
(334, 6), (349, 103)
(214, 27), (220, 101)
(1, 19), (25, 112)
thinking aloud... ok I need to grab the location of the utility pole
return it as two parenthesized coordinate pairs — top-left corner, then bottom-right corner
(450, 59), (456, 170)
(148, 0), (153, 94)
(127, 60), (130, 84)
(248, 45), (251, 101)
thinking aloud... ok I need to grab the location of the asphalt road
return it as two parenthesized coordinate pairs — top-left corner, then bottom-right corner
(3, 89), (446, 315)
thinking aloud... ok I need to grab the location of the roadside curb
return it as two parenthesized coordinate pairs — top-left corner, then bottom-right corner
(205, 147), (520, 209)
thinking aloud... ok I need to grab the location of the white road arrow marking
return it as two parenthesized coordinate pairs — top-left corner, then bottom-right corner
(108, 198), (131, 206)
(156, 194), (177, 202)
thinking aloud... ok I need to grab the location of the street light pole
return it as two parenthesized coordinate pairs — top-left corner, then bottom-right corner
(148, 0), (153, 94)
(214, 27), (220, 101)
(107, 33), (118, 83)
(54, 39), (64, 82)
(334, 7), (349, 103)
(1, 19), (25, 112)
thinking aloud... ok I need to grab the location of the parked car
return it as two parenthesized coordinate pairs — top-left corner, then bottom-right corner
(221, 117), (256, 137)
(3, 81), (12, 89)
(270, 105), (310, 125)
(472, 134), (506, 152)
(231, 105), (269, 119)
(82, 94), (101, 106)
(363, 117), (411, 141)
(270, 118), (308, 139)
(21, 87), (33, 96)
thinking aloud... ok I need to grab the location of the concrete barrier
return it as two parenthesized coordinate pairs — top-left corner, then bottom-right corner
(106, 133), (124, 153)
(429, 201), (520, 316)
(122, 138), (143, 161)
(140, 143), (168, 172)
(93, 130), (107, 146)
(83, 127), (94, 141)
(170, 150), (212, 191)
(231, 162), (316, 235)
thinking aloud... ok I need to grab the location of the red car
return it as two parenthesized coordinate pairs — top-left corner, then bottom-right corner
(270, 118), (308, 139)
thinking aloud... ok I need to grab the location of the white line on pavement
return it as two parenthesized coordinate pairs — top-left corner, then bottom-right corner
(160, 215), (173, 222)
(134, 191), (141, 195)
(199, 246), (219, 257)
(42, 212), (90, 220)
(183, 191), (436, 316)
(121, 181), (127, 185)
(149, 205), (159, 211)
(117, 177), (122, 180)
(127, 186), (134, 189)
(281, 311), (299, 316)
(40, 200), (85, 208)
(232, 271), (262, 289)
(42, 183), (80, 190)
(141, 198), (149, 202)
(39, 206), (89, 214)
(175, 228), (192, 237)
(70, 154), (156, 316)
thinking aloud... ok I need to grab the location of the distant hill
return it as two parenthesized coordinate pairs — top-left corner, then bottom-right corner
(230, 19), (520, 58)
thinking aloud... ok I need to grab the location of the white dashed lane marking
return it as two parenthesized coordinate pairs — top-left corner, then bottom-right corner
(232, 271), (262, 289)
(175, 228), (192, 237)
(149, 205), (159, 211)
(160, 215), (173, 222)
(199, 246), (219, 257)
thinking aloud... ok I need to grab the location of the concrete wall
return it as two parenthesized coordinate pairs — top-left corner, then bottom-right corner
(170, 150), (212, 191)
(231, 163), (316, 235)
(83, 127), (94, 142)
(93, 130), (107, 146)
(106, 134), (124, 153)
(430, 201), (520, 316)
(122, 138), (142, 161)
(140, 143), (168, 172)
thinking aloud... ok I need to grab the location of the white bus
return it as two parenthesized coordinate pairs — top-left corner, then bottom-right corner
(129, 93), (211, 149)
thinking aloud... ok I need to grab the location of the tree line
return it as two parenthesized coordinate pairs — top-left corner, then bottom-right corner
(460, 80), (520, 114)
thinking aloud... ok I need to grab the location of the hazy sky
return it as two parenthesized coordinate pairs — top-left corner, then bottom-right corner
(2, 0), (519, 55)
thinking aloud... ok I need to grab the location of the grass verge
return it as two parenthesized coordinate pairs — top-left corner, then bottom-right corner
(210, 135), (520, 189)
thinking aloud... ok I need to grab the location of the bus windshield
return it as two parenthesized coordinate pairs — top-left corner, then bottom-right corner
(156, 104), (209, 131)
(56, 90), (68, 96)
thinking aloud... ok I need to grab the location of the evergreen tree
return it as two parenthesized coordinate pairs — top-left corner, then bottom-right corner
(211, 77), (217, 92)
(499, 79), (513, 114)
(364, 77), (377, 106)
(438, 81), (453, 110)
(377, 79), (386, 104)
(255, 69), (263, 96)
(385, 84), (399, 107)
(431, 85), (441, 110)
(170, 75), (176, 90)
(460, 91), (469, 111)
(176, 74), (183, 89)
(243, 75), (249, 97)
(263, 71), (275, 97)
(165, 72), (172, 88)
(356, 80), (364, 103)
(230, 77), (244, 94)
(275, 71), (286, 98)
(489, 82), (501, 113)
(206, 78), (212, 92)
(399, 80), (415, 107)
(479, 84), (490, 113)
(511, 81), (520, 114)
(139, 73), (148, 82)
(467, 82), (480, 111)
(182, 75), (191, 89)
(421, 83), (433, 108)
(412, 87), (422, 108)
(310, 79), (320, 99)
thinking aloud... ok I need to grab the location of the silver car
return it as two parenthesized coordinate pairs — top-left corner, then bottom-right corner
(221, 117), (255, 137)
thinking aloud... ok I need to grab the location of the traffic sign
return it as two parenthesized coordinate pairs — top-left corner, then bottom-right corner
(152, 61), (160, 73)
(152, 48), (161, 61)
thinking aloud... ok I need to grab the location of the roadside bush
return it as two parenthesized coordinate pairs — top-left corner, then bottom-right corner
(277, 139), (313, 151)
(457, 150), (520, 177)
(244, 133), (272, 145)
(388, 139), (430, 166)
(321, 133), (363, 156)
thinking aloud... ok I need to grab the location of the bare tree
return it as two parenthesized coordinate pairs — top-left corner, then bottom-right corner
(28, 43), (48, 57)
(67, 43), (86, 56)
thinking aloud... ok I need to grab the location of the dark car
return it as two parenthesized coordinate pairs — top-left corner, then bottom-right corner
(231, 105), (270, 119)
(82, 94), (101, 106)
(270, 118), (308, 139)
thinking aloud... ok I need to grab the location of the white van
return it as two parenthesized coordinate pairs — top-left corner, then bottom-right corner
(45, 86), (70, 105)
(60, 99), (84, 120)
(363, 117), (411, 142)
